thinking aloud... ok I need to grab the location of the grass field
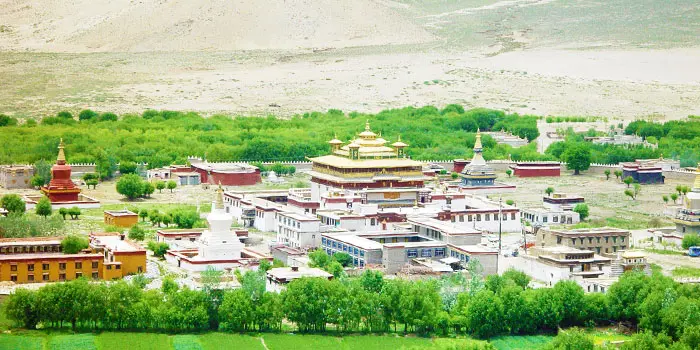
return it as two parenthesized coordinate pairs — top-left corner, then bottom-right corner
(0, 333), (490, 350)
(490, 335), (553, 350)
(672, 266), (700, 278)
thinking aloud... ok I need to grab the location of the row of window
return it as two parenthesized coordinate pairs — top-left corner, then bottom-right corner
(9, 261), (99, 272)
(323, 248), (366, 267)
(278, 216), (302, 229)
(451, 212), (517, 223)
(450, 250), (471, 262)
(407, 248), (445, 259)
(560, 235), (627, 245)
(9, 272), (99, 282)
(322, 238), (366, 257)
(0, 245), (61, 254)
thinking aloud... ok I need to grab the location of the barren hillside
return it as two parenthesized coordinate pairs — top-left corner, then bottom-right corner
(0, 0), (433, 52)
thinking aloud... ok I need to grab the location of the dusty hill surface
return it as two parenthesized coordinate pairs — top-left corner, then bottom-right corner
(0, 0), (433, 52)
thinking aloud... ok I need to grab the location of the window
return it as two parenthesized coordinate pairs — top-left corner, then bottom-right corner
(343, 245), (348, 252)
(571, 238), (576, 245)
(476, 214), (481, 221)
(28, 275), (34, 282)
(354, 248), (359, 256)
(76, 272), (82, 279)
(10, 275), (17, 282)
(107, 265), (112, 270)
(75, 262), (82, 269)
(92, 272), (99, 279)
(557, 236), (562, 244)
(59, 263), (66, 270)
(43, 274), (49, 281)
(588, 237), (593, 244)
(543, 217), (548, 223)
(435, 248), (445, 257)
(360, 250), (365, 257)
(621, 236), (625, 243)
(553, 216), (558, 223)
(371, 218), (376, 226)
(511, 213), (516, 220)
(451, 216), (456, 223)
(485, 214), (490, 221)
(407, 249), (418, 258)
(468, 215), (472, 222)
(503, 214), (507, 221)
(596, 237), (601, 243)
(59, 273), (66, 281)
(459, 215), (464, 222)
(421, 249), (432, 258)
(92, 262), (99, 269)
(613, 236), (617, 243)
(605, 237), (609, 243)
(27, 264), (34, 271)
(10, 265), (17, 272)
(43, 263), (50, 270)
(137, 266), (143, 273)
(116, 265), (121, 270)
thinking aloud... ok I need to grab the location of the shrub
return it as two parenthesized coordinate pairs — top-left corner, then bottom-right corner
(61, 235), (89, 254)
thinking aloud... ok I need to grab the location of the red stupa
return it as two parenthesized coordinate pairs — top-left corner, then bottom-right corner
(41, 139), (81, 203)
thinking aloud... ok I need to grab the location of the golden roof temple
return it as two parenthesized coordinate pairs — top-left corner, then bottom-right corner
(307, 121), (431, 205)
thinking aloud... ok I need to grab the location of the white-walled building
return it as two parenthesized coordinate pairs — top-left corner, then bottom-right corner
(275, 212), (321, 249)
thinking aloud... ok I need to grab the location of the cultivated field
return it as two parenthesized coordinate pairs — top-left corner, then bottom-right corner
(0, 1), (699, 119)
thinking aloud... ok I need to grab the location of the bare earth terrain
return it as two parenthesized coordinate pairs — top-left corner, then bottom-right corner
(0, 0), (699, 119)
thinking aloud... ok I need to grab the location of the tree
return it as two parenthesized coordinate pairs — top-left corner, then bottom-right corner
(0, 114), (19, 127)
(166, 180), (177, 192)
(61, 235), (89, 254)
(545, 187), (555, 197)
(662, 195), (669, 204)
(614, 170), (623, 180)
(116, 174), (145, 200)
(309, 249), (331, 269)
(119, 161), (137, 175)
(35, 196), (52, 218)
(502, 268), (530, 289)
(68, 207), (81, 220)
(633, 183), (642, 199)
(161, 214), (172, 227)
(1, 194), (26, 214)
(506, 199), (515, 206)
(604, 169), (611, 180)
(170, 209), (198, 229)
(143, 182), (155, 198)
(545, 328), (595, 350)
(505, 169), (512, 177)
(149, 211), (162, 227)
(624, 176), (635, 188)
(562, 144), (591, 175)
(332, 252), (353, 267)
(33, 159), (52, 186)
(682, 234), (700, 250)
(128, 225), (146, 241)
(465, 290), (504, 338)
(676, 185), (684, 196)
(147, 241), (169, 258)
(625, 189), (636, 200)
(155, 181), (166, 193)
(671, 193), (679, 204)
(78, 109), (98, 121)
(573, 203), (589, 221)
(58, 207), (68, 220)
(327, 261), (345, 278)
(139, 209), (148, 222)
(4, 288), (38, 329)
(95, 149), (118, 180)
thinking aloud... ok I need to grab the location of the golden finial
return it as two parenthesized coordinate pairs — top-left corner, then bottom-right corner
(474, 129), (483, 150)
(215, 182), (224, 209)
(57, 138), (66, 164)
(365, 120), (371, 131)
(397, 135), (401, 142)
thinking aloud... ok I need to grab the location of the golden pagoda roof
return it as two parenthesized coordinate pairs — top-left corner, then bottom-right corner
(328, 133), (343, 145)
(391, 135), (408, 148)
(56, 138), (66, 164)
(309, 155), (423, 169)
(358, 120), (378, 138)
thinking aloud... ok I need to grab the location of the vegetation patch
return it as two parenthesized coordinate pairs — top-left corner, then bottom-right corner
(0, 334), (44, 350)
(48, 334), (97, 350)
(671, 266), (700, 278)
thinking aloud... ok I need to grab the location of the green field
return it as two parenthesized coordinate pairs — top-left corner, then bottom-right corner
(0, 333), (491, 350)
(490, 335), (553, 350)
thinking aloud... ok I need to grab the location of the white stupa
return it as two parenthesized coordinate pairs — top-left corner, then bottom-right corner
(196, 183), (244, 261)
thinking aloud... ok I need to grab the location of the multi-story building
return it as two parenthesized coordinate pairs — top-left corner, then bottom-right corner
(275, 212), (321, 249)
(543, 193), (585, 211)
(622, 160), (664, 184)
(0, 233), (146, 284)
(0, 165), (34, 189)
(189, 157), (261, 186)
(536, 227), (630, 255)
(509, 162), (561, 177)
(515, 246), (612, 287)
(307, 121), (430, 207)
(521, 207), (580, 226)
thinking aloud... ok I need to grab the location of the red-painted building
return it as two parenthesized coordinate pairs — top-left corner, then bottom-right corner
(41, 139), (81, 202)
(509, 162), (561, 177)
(453, 159), (470, 174)
(190, 161), (261, 186)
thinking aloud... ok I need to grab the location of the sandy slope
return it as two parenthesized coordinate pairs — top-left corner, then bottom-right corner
(0, 0), (433, 52)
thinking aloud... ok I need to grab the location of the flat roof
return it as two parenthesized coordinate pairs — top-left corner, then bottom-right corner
(407, 217), (481, 235)
(0, 253), (102, 262)
(547, 227), (629, 235)
(267, 267), (333, 280)
(538, 246), (594, 254)
(383, 241), (446, 249)
(451, 245), (498, 254)
(104, 210), (137, 217)
(323, 234), (383, 250)
(278, 212), (320, 222)
(192, 162), (257, 172)
(0, 236), (63, 244)
(91, 234), (145, 253)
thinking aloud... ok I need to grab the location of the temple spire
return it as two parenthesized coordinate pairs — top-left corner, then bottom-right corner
(57, 138), (66, 165)
(215, 182), (224, 209)
(365, 120), (371, 131)
(474, 129), (483, 151)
